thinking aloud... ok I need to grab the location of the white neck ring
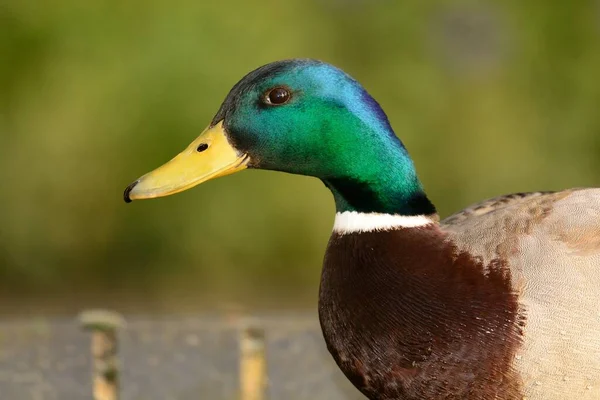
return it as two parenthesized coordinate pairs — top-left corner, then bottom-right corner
(333, 211), (434, 234)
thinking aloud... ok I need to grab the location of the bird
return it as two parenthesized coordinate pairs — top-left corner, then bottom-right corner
(124, 59), (600, 400)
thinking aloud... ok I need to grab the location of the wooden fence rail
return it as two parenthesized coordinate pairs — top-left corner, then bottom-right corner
(78, 310), (125, 400)
(239, 320), (267, 400)
(77, 310), (268, 400)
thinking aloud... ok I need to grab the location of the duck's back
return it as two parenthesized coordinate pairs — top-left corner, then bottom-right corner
(442, 188), (600, 399)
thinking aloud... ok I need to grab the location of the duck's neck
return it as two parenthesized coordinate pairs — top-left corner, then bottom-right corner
(322, 137), (436, 217)
(325, 177), (435, 215)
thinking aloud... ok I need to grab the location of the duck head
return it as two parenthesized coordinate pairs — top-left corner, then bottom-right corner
(124, 59), (435, 216)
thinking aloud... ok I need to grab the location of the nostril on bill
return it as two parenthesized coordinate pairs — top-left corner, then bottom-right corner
(196, 143), (209, 152)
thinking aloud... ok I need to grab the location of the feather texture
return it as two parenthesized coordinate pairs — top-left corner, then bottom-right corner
(320, 188), (600, 399)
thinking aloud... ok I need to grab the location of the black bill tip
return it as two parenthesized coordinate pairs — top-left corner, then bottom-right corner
(123, 180), (139, 203)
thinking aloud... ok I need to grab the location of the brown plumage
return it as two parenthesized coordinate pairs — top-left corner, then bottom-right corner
(320, 188), (600, 400)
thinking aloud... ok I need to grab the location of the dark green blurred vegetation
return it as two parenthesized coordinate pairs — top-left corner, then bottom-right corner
(1, 0), (599, 313)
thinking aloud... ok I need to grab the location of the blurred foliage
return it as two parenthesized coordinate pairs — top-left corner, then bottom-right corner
(1, 0), (599, 312)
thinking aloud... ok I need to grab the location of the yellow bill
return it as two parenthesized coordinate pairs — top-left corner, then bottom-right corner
(124, 121), (248, 202)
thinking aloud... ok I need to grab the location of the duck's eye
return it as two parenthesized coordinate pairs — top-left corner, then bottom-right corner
(265, 87), (291, 105)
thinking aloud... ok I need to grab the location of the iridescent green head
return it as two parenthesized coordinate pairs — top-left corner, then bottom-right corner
(125, 59), (435, 216)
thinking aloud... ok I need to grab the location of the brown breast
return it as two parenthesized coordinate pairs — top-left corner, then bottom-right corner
(318, 225), (525, 400)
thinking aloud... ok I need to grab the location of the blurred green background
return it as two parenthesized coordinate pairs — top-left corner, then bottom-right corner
(1, 0), (599, 314)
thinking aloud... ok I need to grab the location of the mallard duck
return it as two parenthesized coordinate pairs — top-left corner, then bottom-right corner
(124, 59), (600, 400)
